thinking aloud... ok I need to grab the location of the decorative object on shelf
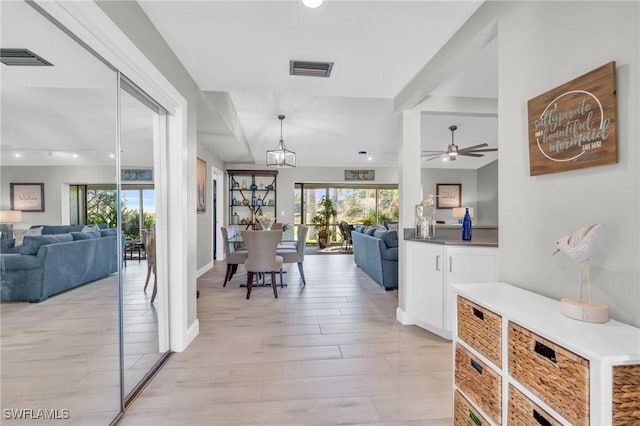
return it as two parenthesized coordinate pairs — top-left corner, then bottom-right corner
(436, 183), (461, 209)
(242, 179), (248, 189)
(416, 195), (436, 239)
(250, 182), (258, 191)
(421, 125), (497, 162)
(196, 157), (206, 213)
(232, 179), (239, 189)
(461, 207), (472, 241)
(10, 183), (44, 212)
(257, 214), (275, 231)
(528, 62), (617, 176)
(232, 197), (237, 206)
(553, 224), (609, 323)
(232, 212), (240, 225)
(266, 114), (296, 168)
(266, 184), (274, 190)
(0, 210), (22, 240)
(242, 199), (249, 206)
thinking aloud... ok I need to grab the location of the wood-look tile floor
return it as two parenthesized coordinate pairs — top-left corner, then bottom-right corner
(1, 261), (163, 426)
(120, 254), (453, 426)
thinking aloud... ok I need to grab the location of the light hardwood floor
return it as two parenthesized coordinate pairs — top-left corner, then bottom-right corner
(1, 261), (163, 426)
(120, 254), (454, 426)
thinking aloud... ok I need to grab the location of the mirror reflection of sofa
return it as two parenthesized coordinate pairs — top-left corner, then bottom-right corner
(351, 225), (398, 290)
(0, 225), (118, 303)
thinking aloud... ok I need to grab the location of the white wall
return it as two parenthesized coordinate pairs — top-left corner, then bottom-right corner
(97, 1), (200, 327)
(421, 168), (478, 224)
(1, 165), (116, 228)
(477, 160), (498, 225)
(196, 144), (225, 272)
(497, 2), (639, 325)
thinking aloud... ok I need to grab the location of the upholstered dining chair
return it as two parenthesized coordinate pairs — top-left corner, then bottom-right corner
(338, 221), (352, 252)
(141, 229), (157, 303)
(221, 226), (248, 287)
(276, 225), (308, 286)
(241, 230), (283, 299)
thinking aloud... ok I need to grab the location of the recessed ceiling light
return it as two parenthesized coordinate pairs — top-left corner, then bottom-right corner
(14, 153), (21, 158)
(72, 153), (78, 158)
(302, 0), (323, 8)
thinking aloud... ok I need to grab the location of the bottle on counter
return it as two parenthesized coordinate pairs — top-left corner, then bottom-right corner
(462, 207), (472, 240)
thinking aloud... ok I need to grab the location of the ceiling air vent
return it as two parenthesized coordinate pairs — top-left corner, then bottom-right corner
(0, 49), (53, 66)
(289, 60), (333, 78)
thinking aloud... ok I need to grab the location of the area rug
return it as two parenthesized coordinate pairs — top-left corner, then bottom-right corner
(306, 245), (353, 255)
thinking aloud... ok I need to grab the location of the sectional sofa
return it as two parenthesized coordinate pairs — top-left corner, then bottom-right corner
(351, 225), (398, 290)
(0, 225), (118, 302)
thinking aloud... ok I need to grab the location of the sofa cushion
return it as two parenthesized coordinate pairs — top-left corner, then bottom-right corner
(99, 228), (118, 237)
(354, 225), (366, 234)
(373, 229), (398, 248)
(364, 227), (377, 236)
(20, 233), (73, 255)
(71, 231), (101, 240)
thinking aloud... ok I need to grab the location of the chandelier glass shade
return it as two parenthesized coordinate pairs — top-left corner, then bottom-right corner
(266, 115), (296, 168)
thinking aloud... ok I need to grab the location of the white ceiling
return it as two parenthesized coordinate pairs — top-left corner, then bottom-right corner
(1, 0), (498, 170)
(139, 0), (498, 169)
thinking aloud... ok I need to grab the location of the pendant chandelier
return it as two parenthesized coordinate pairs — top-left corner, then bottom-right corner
(266, 114), (296, 168)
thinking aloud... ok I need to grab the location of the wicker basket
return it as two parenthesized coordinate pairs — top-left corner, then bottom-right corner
(455, 344), (502, 424)
(455, 390), (490, 426)
(457, 296), (502, 367)
(508, 384), (562, 426)
(613, 364), (640, 425)
(508, 322), (589, 426)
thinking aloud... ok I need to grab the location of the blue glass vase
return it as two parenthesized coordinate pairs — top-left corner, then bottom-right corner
(462, 207), (472, 240)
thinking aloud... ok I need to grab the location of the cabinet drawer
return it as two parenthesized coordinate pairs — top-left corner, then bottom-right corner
(508, 384), (562, 426)
(457, 296), (502, 367)
(455, 344), (502, 424)
(454, 390), (490, 426)
(508, 322), (589, 426)
(613, 364), (640, 425)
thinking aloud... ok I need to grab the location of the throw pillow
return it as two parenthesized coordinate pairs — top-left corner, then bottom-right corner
(71, 231), (100, 240)
(354, 225), (366, 234)
(82, 225), (100, 233)
(99, 228), (118, 237)
(365, 227), (376, 236)
(20, 233), (73, 255)
(373, 229), (398, 248)
(25, 226), (44, 237)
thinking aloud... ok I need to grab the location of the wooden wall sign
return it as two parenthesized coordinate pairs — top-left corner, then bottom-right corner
(527, 61), (617, 176)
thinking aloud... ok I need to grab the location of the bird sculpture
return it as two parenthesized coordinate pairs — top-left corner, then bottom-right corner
(553, 224), (609, 323)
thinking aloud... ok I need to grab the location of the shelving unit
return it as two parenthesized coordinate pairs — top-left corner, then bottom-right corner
(227, 169), (278, 229)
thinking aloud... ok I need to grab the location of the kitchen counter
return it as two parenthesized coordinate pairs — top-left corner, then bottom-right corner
(405, 236), (498, 247)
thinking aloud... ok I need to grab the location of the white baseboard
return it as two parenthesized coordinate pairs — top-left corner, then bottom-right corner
(183, 319), (199, 350)
(396, 307), (412, 325)
(196, 262), (214, 279)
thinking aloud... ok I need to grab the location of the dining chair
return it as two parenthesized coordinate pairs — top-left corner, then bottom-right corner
(241, 230), (283, 299)
(277, 225), (308, 285)
(338, 221), (352, 251)
(141, 229), (157, 303)
(221, 226), (248, 287)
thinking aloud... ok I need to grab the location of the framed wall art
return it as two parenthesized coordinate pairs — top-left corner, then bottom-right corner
(436, 183), (461, 209)
(10, 183), (45, 212)
(196, 157), (206, 213)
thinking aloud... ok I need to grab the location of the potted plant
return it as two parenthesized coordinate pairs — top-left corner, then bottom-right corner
(312, 196), (337, 249)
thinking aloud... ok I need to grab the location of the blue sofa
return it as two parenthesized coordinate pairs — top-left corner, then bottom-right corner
(351, 226), (398, 290)
(0, 225), (118, 303)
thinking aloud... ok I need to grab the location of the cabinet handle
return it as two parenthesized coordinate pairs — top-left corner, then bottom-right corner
(449, 256), (452, 272)
(469, 411), (482, 426)
(472, 307), (485, 321)
(470, 358), (483, 374)
(533, 409), (552, 426)
(436, 255), (440, 271)
(533, 341), (557, 363)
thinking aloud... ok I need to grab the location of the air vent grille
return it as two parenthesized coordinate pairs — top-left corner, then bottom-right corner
(0, 49), (53, 66)
(289, 60), (333, 78)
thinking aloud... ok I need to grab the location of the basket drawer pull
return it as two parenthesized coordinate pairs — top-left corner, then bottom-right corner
(469, 410), (482, 426)
(533, 341), (557, 363)
(472, 307), (485, 320)
(470, 358), (483, 374)
(533, 409), (552, 426)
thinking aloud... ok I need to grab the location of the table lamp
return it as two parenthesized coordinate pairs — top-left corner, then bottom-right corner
(0, 210), (23, 240)
(452, 207), (473, 223)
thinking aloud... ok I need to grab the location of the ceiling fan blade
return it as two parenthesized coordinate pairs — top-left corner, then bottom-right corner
(458, 143), (488, 152)
(460, 148), (498, 153)
(423, 155), (443, 161)
(421, 150), (446, 154)
(458, 152), (484, 157)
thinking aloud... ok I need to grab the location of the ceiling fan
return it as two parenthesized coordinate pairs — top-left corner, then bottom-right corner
(421, 125), (498, 161)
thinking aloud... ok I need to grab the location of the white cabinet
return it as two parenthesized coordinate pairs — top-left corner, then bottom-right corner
(405, 242), (444, 333)
(453, 283), (640, 426)
(403, 241), (498, 339)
